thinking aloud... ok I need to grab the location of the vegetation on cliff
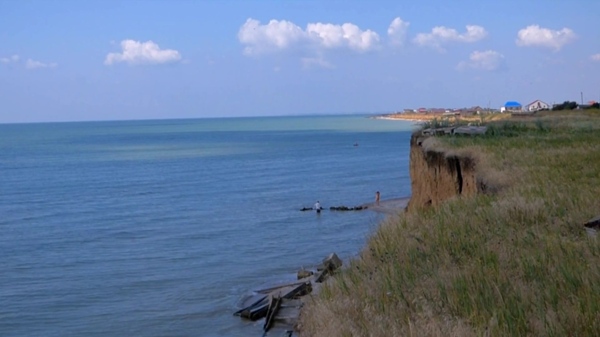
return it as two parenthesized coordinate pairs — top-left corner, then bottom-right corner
(299, 110), (600, 337)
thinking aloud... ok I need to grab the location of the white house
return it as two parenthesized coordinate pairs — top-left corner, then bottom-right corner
(525, 100), (550, 112)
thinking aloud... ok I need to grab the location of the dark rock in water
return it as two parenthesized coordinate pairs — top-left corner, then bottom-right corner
(297, 269), (313, 279)
(302, 204), (367, 211)
(235, 282), (311, 321)
(329, 205), (366, 211)
(234, 253), (342, 334)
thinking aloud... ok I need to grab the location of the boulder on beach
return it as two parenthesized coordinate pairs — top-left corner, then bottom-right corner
(322, 253), (343, 271)
(297, 269), (313, 279)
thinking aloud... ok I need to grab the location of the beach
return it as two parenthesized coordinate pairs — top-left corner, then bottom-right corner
(363, 197), (410, 214)
(371, 113), (432, 123)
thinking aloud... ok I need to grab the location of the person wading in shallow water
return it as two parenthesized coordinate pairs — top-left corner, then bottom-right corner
(375, 191), (380, 205)
(314, 201), (322, 214)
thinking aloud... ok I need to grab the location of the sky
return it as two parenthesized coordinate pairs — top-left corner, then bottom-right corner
(1, 0), (600, 123)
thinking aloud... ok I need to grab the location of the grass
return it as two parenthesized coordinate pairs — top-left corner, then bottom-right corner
(420, 113), (512, 130)
(298, 110), (600, 337)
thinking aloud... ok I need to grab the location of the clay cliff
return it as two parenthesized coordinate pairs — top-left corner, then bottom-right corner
(407, 133), (480, 212)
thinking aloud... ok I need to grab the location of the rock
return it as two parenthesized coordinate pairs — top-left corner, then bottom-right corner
(235, 253), (340, 334)
(422, 127), (454, 136)
(315, 254), (343, 282)
(329, 205), (365, 211)
(322, 253), (343, 271)
(297, 269), (313, 279)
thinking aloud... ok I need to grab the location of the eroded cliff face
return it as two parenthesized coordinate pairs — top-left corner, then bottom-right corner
(407, 133), (479, 212)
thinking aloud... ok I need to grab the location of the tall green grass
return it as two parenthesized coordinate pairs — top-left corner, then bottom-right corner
(299, 110), (600, 337)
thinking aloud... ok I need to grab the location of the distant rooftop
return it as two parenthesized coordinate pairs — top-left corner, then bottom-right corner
(504, 101), (522, 107)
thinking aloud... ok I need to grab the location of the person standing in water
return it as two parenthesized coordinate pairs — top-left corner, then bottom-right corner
(314, 201), (321, 213)
(375, 191), (380, 205)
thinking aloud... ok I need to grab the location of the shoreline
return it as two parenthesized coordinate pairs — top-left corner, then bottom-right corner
(361, 197), (410, 214)
(371, 116), (427, 123)
(370, 113), (453, 123)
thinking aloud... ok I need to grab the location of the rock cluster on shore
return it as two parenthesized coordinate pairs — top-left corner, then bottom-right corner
(234, 253), (343, 336)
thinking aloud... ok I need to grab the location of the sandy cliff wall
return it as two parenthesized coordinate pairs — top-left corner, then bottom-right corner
(407, 133), (479, 212)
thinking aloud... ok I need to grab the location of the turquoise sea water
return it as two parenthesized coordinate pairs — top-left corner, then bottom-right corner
(0, 115), (415, 337)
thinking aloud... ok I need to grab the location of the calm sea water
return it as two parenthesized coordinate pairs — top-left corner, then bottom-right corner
(0, 115), (414, 337)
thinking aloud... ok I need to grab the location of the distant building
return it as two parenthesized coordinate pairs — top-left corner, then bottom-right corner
(462, 106), (484, 115)
(500, 101), (522, 113)
(525, 100), (550, 112)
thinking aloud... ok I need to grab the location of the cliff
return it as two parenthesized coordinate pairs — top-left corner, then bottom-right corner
(406, 133), (479, 212)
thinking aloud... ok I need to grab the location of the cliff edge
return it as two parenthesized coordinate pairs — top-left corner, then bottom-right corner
(407, 132), (479, 212)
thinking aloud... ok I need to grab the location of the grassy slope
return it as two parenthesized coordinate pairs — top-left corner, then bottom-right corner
(299, 111), (600, 337)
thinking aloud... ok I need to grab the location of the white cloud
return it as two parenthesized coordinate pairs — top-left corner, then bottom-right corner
(237, 18), (380, 56)
(414, 25), (487, 51)
(0, 54), (20, 64)
(516, 25), (576, 51)
(591, 54), (600, 61)
(306, 22), (380, 52)
(25, 58), (57, 69)
(387, 17), (410, 46)
(457, 50), (505, 71)
(1, 55), (57, 69)
(105, 40), (182, 65)
(238, 19), (306, 55)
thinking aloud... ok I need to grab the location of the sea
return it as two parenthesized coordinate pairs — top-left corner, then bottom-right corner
(0, 115), (415, 337)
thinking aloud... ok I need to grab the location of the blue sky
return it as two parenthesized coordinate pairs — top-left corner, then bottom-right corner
(1, 0), (599, 123)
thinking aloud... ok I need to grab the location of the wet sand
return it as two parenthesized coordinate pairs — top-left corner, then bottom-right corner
(363, 197), (410, 214)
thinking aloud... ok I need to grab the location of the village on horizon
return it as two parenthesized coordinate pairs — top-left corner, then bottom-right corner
(395, 98), (600, 116)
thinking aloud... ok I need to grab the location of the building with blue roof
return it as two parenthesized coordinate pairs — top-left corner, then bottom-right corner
(501, 101), (522, 112)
